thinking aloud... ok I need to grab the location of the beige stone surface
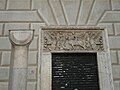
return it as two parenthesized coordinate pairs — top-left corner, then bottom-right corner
(29, 36), (38, 50)
(0, 37), (11, 50)
(0, 23), (3, 35)
(112, 65), (120, 79)
(109, 36), (120, 49)
(32, 0), (57, 25)
(61, 0), (80, 25)
(0, 51), (1, 62)
(101, 11), (120, 22)
(7, 0), (31, 10)
(0, 0), (6, 10)
(87, 0), (110, 25)
(4, 23), (29, 36)
(27, 67), (37, 80)
(111, 0), (120, 10)
(0, 11), (43, 22)
(41, 53), (51, 90)
(1, 51), (11, 65)
(78, 0), (94, 25)
(31, 23), (45, 35)
(48, 0), (66, 25)
(27, 82), (37, 90)
(97, 23), (114, 35)
(118, 51), (120, 64)
(114, 23), (120, 35)
(28, 51), (37, 65)
(0, 82), (8, 90)
(0, 67), (9, 80)
(114, 81), (120, 90)
(110, 50), (118, 64)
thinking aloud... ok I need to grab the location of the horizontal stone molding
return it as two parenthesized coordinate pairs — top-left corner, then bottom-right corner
(0, 0), (6, 10)
(109, 36), (120, 49)
(100, 11), (120, 22)
(0, 67), (9, 80)
(0, 37), (11, 50)
(4, 23), (29, 36)
(0, 11), (43, 22)
(7, 0), (31, 10)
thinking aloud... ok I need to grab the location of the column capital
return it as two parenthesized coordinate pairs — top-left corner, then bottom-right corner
(9, 30), (34, 46)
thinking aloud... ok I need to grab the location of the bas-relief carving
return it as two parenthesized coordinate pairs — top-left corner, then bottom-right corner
(43, 30), (104, 52)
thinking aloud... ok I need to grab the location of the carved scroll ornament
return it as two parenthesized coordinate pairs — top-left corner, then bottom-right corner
(43, 30), (104, 52)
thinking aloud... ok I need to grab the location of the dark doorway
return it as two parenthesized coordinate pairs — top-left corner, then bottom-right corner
(52, 53), (100, 90)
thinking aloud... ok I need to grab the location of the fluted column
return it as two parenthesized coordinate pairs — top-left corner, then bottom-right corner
(9, 30), (34, 90)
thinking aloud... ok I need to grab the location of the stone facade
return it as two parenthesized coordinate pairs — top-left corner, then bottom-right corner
(0, 0), (120, 90)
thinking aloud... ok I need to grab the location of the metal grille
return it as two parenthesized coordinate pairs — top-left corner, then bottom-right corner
(52, 53), (100, 90)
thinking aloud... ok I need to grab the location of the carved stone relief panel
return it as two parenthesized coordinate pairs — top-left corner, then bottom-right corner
(42, 28), (104, 52)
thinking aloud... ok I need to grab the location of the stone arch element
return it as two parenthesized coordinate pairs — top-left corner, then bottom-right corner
(9, 30), (34, 90)
(40, 26), (114, 90)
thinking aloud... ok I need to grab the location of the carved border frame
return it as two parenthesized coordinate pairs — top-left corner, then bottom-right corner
(39, 27), (114, 90)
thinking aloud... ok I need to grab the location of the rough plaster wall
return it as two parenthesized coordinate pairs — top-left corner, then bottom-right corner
(0, 0), (120, 90)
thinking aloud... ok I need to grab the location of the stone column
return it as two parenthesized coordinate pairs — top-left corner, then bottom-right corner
(9, 30), (34, 90)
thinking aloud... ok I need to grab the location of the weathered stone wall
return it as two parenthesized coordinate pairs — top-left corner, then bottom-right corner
(0, 0), (120, 90)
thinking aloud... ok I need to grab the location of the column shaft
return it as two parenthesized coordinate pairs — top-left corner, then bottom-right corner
(9, 30), (34, 90)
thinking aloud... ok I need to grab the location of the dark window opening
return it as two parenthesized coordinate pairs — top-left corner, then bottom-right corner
(52, 53), (100, 90)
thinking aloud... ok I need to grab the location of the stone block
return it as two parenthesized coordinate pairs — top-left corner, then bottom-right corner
(0, 52), (1, 64)
(0, 37), (11, 50)
(110, 50), (118, 64)
(87, 0), (110, 25)
(4, 23), (29, 36)
(0, 11), (43, 22)
(114, 23), (120, 35)
(0, 82), (8, 90)
(29, 36), (38, 50)
(62, 0), (80, 25)
(118, 51), (120, 64)
(0, 51), (1, 58)
(0, 0), (6, 10)
(1, 51), (11, 65)
(78, 0), (94, 25)
(32, 0), (56, 25)
(28, 51), (37, 65)
(112, 0), (120, 10)
(31, 23), (45, 35)
(27, 82), (36, 90)
(0, 23), (3, 35)
(101, 11), (120, 23)
(49, 0), (66, 25)
(97, 23), (114, 35)
(114, 81), (120, 90)
(112, 65), (120, 79)
(0, 67), (9, 80)
(7, 0), (31, 10)
(27, 67), (37, 80)
(109, 36), (120, 49)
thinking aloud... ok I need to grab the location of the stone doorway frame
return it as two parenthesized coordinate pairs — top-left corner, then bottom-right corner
(38, 27), (114, 90)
